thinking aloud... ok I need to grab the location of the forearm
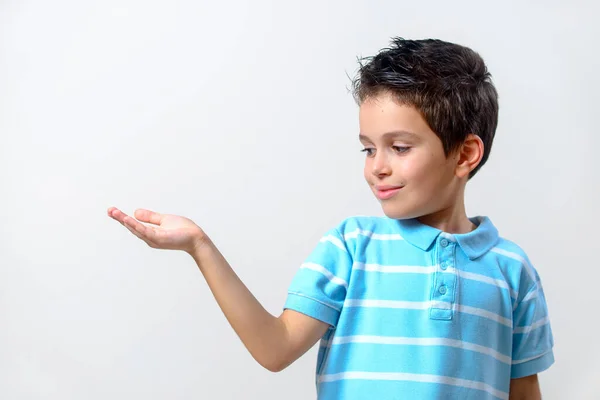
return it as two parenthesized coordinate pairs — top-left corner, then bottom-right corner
(190, 239), (289, 371)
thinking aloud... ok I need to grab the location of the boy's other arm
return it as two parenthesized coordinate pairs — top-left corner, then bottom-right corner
(108, 207), (330, 372)
(509, 374), (541, 400)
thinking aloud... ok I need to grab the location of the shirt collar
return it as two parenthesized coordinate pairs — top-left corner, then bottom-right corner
(394, 216), (499, 260)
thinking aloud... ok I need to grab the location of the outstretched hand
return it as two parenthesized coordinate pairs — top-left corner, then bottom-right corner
(107, 207), (207, 254)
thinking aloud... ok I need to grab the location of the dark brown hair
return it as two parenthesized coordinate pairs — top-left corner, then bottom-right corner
(352, 38), (499, 178)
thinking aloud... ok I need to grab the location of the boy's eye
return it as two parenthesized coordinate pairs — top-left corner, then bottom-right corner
(393, 146), (411, 154)
(361, 148), (375, 157)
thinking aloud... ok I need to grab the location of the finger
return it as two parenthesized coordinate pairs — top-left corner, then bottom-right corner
(134, 209), (163, 226)
(123, 215), (159, 242)
(123, 216), (158, 247)
(108, 208), (128, 224)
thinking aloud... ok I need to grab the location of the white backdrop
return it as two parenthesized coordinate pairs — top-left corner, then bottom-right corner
(1, 0), (598, 399)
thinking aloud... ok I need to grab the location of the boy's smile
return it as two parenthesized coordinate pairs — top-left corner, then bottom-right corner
(374, 184), (404, 200)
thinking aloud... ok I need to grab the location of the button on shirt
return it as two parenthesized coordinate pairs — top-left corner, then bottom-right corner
(284, 216), (554, 400)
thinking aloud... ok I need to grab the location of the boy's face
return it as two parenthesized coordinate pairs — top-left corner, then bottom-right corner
(359, 92), (461, 220)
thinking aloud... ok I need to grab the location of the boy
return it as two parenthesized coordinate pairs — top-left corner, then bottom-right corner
(108, 38), (554, 399)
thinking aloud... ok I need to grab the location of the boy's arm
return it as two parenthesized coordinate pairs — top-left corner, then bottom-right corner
(509, 374), (541, 400)
(108, 207), (329, 372)
(191, 238), (330, 372)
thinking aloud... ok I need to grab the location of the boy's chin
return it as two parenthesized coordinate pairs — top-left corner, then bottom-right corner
(380, 204), (422, 220)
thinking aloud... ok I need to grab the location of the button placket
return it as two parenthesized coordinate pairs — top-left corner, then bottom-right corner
(430, 235), (458, 320)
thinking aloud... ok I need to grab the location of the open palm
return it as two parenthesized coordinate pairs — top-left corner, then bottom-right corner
(108, 207), (205, 253)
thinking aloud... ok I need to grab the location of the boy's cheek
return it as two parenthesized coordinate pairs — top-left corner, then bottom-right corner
(363, 163), (374, 181)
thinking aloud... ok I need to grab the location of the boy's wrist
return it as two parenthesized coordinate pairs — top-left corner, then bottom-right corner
(188, 234), (216, 267)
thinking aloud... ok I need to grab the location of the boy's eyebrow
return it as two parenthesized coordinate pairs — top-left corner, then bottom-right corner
(359, 130), (420, 141)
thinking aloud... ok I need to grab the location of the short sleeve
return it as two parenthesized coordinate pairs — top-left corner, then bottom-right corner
(283, 227), (353, 327)
(511, 274), (555, 378)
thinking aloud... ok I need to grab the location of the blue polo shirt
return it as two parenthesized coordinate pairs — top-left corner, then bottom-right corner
(284, 216), (554, 400)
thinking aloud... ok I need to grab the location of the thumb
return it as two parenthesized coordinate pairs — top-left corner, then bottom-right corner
(134, 209), (163, 225)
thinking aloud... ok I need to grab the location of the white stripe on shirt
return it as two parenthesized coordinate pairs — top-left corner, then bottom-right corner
(353, 262), (436, 274)
(320, 235), (346, 251)
(491, 247), (537, 284)
(344, 228), (404, 241)
(318, 371), (508, 400)
(301, 262), (348, 289)
(513, 316), (550, 334)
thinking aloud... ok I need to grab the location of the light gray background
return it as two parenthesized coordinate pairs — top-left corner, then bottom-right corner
(1, 0), (598, 399)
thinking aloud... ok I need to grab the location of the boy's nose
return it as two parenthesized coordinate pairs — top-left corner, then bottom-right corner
(372, 153), (392, 177)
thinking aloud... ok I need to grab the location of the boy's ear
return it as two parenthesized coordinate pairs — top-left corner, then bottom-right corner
(455, 134), (484, 178)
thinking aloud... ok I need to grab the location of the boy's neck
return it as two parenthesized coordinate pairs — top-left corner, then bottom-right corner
(416, 197), (475, 235)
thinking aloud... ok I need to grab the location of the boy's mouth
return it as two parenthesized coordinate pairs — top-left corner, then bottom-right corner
(374, 185), (404, 200)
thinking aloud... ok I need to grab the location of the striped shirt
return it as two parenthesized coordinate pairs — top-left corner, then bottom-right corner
(284, 216), (554, 400)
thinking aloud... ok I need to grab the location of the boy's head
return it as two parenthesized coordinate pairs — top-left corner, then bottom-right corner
(352, 38), (499, 220)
